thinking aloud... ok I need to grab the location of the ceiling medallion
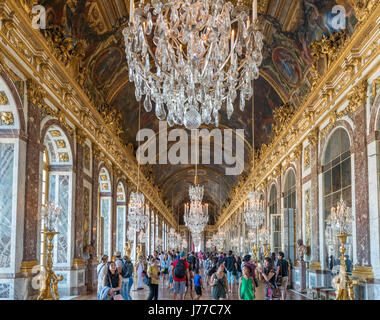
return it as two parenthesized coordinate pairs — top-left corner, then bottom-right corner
(123, 0), (263, 129)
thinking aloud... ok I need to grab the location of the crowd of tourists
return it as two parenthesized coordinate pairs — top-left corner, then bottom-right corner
(96, 249), (290, 301)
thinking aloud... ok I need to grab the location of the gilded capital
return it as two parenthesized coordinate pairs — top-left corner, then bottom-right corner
(26, 78), (46, 109)
(308, 127), (319, 147)
(76, 128), (87, 146)
(347, 79), (368, 113)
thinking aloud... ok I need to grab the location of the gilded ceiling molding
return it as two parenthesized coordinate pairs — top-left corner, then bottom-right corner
(76, 128), (87, 147)
(0, 1), (176, 228)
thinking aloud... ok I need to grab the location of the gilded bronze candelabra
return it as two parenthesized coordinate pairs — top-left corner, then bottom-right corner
(37, 231), (63, 300)
(125, 241), (131, 258)
(332, 234), (359, 300)
(252, 243), (258, 264)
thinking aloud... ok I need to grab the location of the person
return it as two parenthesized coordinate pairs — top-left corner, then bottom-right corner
(276, 252), (290, 300)
(271, 252), (277, 268)
(168, 260), (174, 290)
(239, 265), (255, 300)
(185, 261), (194, 300)
(204, 255), (211, 285)
(258, 257), (277, 300)
(104, 261), (123, 300)
(225, 250), (238, 293)
(120, 255), (134, 300)
(96, 255), (108, 299)
(147, 258), (160, 300)
(242, 255), (257, 287)
(210, 262), (228, 300)
(235, 255), (242, 287)
(161, 253), (170, 286)
(136, 256), (145, 290)
(188, 252), (196, 271)
(114, 251), (123, 273)
(193, 268), (204, 300)
(172, 251), (190, 300)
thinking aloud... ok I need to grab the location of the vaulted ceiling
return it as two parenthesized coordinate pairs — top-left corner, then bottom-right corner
(39, 0), (357, 225)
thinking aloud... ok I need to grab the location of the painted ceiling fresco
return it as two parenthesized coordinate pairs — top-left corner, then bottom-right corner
(39, 0), (357, 224)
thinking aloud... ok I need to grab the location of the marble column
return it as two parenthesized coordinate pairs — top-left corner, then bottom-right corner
(352, 104), (371, 267)
(21, 99), (41, 267)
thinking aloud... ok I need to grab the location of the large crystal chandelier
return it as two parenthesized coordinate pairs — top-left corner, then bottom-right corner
(243, 190), (265, 230)
(128, 195), (149, 232)
(184, 184), (209, 234)
(123, 0), (263, 128)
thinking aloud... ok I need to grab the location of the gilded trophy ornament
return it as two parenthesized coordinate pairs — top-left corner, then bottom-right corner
(0, 91), (8, 104)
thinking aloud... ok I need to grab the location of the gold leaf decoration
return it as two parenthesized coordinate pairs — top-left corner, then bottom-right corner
(56, 140), (66, 148)
(0, 112), (14, 125)
(59, 152), (69, 162)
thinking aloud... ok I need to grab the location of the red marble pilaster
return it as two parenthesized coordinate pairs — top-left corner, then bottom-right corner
(74, 140), (84, 259)
(310, 143), (320, 262)
(91, 157), (100, 256)
(296, 157), (303, 242)
(353, 104), (371, 266)
(22, 100), (41, 263)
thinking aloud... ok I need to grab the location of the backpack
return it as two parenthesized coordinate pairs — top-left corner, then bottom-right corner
(174, 259), (186, 278)
(121, 260), (133, 278)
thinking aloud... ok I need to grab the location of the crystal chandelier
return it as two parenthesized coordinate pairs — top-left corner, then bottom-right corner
(128, 194), (149, 232)
(328, 195), (353, 235)
(258, 227), (269, 244)
(184, 185), (209, 234)
(123, 0), (263, 129)
(243, 190), (265, 230)
(168, 227), (179, 249)
(41, 201), (62, 232)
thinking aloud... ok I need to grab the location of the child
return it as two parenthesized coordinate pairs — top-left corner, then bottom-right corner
(168, 261), (174, 291)
(238, 265), (255, 300)
(193, 268), (204, 300)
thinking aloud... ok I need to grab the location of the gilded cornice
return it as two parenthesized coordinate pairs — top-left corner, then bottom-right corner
(217, 2), (380, 228)
(0, 1), (176, 228)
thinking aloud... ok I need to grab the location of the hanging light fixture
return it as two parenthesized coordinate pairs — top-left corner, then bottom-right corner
(243, 190), (265, 230)
(123, 0), (263, 128)
(128, 101), (148, 232)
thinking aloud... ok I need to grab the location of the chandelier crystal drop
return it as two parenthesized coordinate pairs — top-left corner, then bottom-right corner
(243, 190), (265, 229)
(123, 0), (263, 128)
(128, 192), (148, 232)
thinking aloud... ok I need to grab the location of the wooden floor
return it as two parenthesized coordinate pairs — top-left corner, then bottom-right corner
(73, 276), (309, 301)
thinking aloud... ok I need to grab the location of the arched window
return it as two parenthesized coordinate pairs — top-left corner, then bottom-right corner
(269, 184), (281, 253)
(0, 78), (22, 299)
(284, 169), (296, 264)
(98, 167), (112, 256)
(40, 126), (73, 267)
(323, 128), (352, 271)
(116, 181), (126, 253)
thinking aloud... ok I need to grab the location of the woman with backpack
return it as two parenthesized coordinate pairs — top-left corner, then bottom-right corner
(258, 257), (277, 300)
(210, 262), (228, 300)
(147, 258), (160, 300)
(120, 255), (134, 300)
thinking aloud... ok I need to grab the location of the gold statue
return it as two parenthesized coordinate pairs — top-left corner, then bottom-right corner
(262, 243), (271, 259)
(252, 243), (258, 264)
(125, 241), (131, 258)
